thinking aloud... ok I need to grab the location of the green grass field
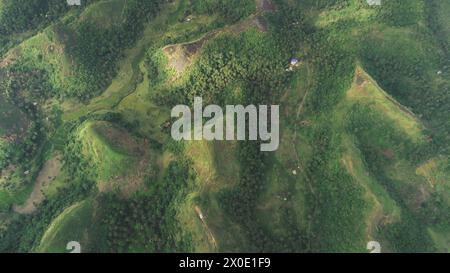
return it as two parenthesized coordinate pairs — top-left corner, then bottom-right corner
(37, 199), (97, 253)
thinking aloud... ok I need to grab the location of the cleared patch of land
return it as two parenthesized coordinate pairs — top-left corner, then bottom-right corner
(163, 0), (275, 76)
(13, 154), (62, 214)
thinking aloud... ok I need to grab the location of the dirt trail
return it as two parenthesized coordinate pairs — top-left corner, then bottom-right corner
(283, 63), (317, 250)
(13, 155), (62, 214)
(195, 206), (218, 251)
(0, 48), (20, 69)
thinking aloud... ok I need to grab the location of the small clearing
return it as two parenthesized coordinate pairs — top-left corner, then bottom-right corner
(195, 205), (218, 250)
(13, 155), (62, 214)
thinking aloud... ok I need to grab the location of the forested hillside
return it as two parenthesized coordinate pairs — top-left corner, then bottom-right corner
(0, 0), (449, 253)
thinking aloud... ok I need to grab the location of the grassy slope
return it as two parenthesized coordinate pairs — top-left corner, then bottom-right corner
(346, 66), (425, 142)
(32, 0), (234, 252)
(72, 0), (450, 252)
(36, 198), (109, 253)
(355, 0), (450, 252)
(1, 0), (449, 253)
(339, 65), (450, 252)
(77, 121), (137, 181)
(184, 140), (247, 251)
(36, 200), (93, 252)
(254, 67), (311, 250)
(79, 0), (126, 28)
(338, 66), (425, 240)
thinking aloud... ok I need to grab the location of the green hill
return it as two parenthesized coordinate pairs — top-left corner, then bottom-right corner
(0, 0), (449, 253)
